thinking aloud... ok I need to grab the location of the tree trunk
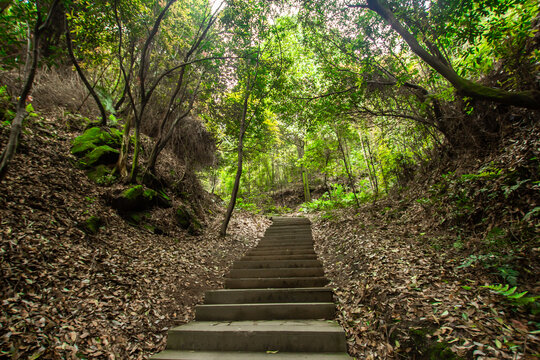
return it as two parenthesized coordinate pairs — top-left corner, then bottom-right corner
(365, 0), (540, 109)
(129, 124), (141, 182)
(0, 0), (12, 14)
(220, 84), (250, 237)
(65, 15), (107, 126)
(360, 136), (378, 195)
(296, 141), (311, 202)
(336, 131), (360, 208)
(0, 1), (60, 179)
(115, 116), (132, 177)
(364, 135), (379, 198)
(220, 126), (246, 237)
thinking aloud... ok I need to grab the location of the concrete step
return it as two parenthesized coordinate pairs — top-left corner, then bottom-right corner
(247, 249), (316, 256)
(258, 241), (314, 246)
(165, 320), (347, 352)
(228, 267), (324, 278)
(262, 233), (312, 236)
(225, 277), (328, 289)
(255, 244), (314, 249)
(242, 254), (318, 261)
(203, 287), (333, 304)
(261, 237), (313, 242)
(195, 302), (335, 321)
(151, 350), (352, 359)
(233, 259), (322, 269)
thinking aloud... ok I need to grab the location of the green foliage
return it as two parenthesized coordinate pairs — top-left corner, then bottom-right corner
(300, 184), (371, 212)
(80, 145), (119, 168)
(263, 204), (291, 215)
(82, 215), (103, 235)
(481, 284), (539, 311)
(71, 127), (122, 156)
(235, 197), (261, 214)
(86, 165), (116, 186)
(0, 84), (14, 128)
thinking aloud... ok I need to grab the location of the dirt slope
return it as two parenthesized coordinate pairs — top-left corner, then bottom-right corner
(0, 116), (269, 359)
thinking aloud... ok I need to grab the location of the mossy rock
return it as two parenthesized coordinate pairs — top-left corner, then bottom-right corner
(125, 211), (148, 225)
(79, 145), (119, 168)
(65, 113), (93, 131)
(111, 185), (158, 212)
(71, 127), (122, 157)
(156, 190), (172, 208)
(86, 165), (116, 185)
(82, 216), (103, 234)
(405, 326), (461, 360)
(71, 127), (102, 156)
(175, 206), (191, 230)
(175, 205), (203, 235)
(425, 341), (460, 360)
(188, 217), (203, 236)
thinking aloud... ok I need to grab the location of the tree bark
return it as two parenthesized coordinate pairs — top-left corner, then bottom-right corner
(65, 14), (107, 126)
(364, 0), (540, 109)
(0, 0), (11, 14)
(220, 88), (250, 237)
(0, 0), (59, 180)
(115, 116), (132, 177)
(296, 140), (311, 203)
(336, 131), (360, 208)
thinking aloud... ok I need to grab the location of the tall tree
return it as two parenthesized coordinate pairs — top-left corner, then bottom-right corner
(0, 0), (60, 180)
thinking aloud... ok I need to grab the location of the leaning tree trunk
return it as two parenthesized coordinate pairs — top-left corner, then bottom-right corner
(220, 84), (250, 237)
(65, 15), (107, 126)
(336, 132), (360, 208)
(364, 0), (540, 109)
(220, 121), (246, 237)
(0, 1), (59, 179)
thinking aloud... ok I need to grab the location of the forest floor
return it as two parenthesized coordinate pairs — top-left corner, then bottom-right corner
(0, 115), (269, 359)
(309, 203), (539, 359)
(1, 113), (538, 360)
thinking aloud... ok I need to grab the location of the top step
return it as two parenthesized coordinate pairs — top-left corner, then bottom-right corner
(270, 217), (311, 226)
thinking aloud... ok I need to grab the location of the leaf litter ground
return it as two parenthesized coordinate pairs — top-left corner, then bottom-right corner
(309, 207), (539, 359)
(0, 116), (269, 359)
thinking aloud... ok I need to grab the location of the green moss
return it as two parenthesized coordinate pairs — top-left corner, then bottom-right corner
(426, 341), (459, 359)
(188, 216), (203, 236)
(71, 127), (122, 157)
(175, 206), (191, 230)
(405, 327), (461, 360)
(122, 185), (144, 200)
(143, 188), (157, 200)
(86, 165), (116, 185)
(83, 216), (103, 234)
(126, 211), (149, 225)
(80, 145), (119, 168)
(71, 127), (102, 156)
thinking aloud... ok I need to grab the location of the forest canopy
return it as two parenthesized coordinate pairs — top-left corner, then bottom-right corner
(0, 0), (538, 231)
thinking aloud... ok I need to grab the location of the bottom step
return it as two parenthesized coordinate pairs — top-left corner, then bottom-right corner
(151, 350), (352, 359)
(165, 320), (347, 352)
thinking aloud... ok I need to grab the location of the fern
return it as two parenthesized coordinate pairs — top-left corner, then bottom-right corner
(482, 284), (539, 306)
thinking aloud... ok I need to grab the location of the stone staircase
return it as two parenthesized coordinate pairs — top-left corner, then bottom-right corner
(151, 216), (352, 359)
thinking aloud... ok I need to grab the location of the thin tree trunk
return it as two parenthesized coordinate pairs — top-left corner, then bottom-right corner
(0, 0), (59, 180)
(145, 72), (201, 173)
(336, 131), (360, 208)
(0, 0), (11, 14)
(115, 116), (132, 177)
(65, 15), (107, 126)
(360, 136), (378, 195)
(364, 135), (379, 197)
(296, 141), (311, 202)
(220, 91), (249, 237)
